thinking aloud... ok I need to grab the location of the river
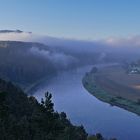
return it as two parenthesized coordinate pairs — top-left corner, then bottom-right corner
(33, 64), (140, 140)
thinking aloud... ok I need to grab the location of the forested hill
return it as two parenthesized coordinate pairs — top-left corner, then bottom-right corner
(0, 41), (80, 91)
(0, 78), (117, 140)
(0, 78), (88, 140)
(0, 41), (56, 89)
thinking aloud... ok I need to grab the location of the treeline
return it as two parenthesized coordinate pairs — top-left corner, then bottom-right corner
(0, 78), (88, 140)
(0, 79), (117, 140)
(0, 41), (57, 88)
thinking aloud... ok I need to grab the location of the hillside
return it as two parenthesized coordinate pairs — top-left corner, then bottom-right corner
(0, 41), (106, 93)
(0, 41), (80, 92)
(0, 78), (117, 140)
(0, 78), (88, 140)
(0, 41), (56, 89)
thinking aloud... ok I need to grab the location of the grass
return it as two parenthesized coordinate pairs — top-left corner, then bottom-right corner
(82, 70), (140, 116)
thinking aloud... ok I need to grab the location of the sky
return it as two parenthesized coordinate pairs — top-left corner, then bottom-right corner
(0, 0), (140, 40)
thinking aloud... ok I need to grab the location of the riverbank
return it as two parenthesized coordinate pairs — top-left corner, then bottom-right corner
(33, 65), (140, 140)
(82, 66), (140, 116)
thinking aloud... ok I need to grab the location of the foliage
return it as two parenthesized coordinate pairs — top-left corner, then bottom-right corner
(0, 41), (56, 88)
(0, 78), (116, 140)
(0, 79), (88, 140)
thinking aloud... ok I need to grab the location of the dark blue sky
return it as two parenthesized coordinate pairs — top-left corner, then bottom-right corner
(0, 0), (140, 39)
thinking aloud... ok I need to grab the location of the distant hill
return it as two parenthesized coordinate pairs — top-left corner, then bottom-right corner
(0, 41), (79, 91)
(0, 41), (57, 90)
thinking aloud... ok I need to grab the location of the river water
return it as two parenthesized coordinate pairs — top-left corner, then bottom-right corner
(33, 64), (140, 140)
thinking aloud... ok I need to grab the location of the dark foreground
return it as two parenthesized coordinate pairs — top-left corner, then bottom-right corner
(0, 78), (116, 140)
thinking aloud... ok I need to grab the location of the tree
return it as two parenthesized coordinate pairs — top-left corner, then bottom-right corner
(60, 112), (67, 120)
(41, 92), (54, 114)
(96, 133), (103, 140)
(0, 78), (116, 140)
(0, 92), (8, 119)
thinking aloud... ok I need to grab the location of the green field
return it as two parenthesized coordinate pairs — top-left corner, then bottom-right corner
(82, 65), (140, 115)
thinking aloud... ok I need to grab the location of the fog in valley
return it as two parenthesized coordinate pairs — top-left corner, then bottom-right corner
(2, 1), (140, 140)
(1, 30), (140, 140)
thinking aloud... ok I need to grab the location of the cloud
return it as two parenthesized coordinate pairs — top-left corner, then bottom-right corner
(104, 36), (140, 47)
(1, 31), (140, 53)
(0, 32), (30, 41)
(29, 47), (78, 69)
(0, 31), (42, 43)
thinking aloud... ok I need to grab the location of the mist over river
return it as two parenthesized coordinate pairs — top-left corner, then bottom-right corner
(33, 64), (140, 140)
